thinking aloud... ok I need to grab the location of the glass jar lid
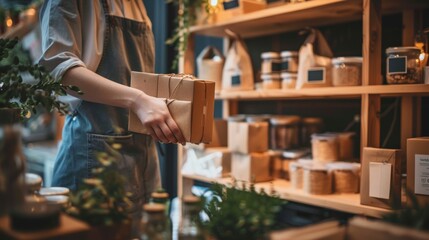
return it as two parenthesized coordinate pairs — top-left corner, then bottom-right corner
(280, 51), (299, 58)
(311, 133), (338, 141)
(261, 52), (281, 59)
(326, 162), (360, 172)
(270, 115), (301, 125)
(227, 114), (247, 122)
(386, 46), (421, 54)
(280, 72), (298, 79)
(261, 73), (281, 81)
(246, 114), (271, 123)
(143, 203), (165, 213)
(302, 117), (323, 125)
(332, 57), (363, 65)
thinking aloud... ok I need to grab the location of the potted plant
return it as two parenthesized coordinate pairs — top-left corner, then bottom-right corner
(65, 145), (133, 240)
(203, 180), (287, 240)
(0, 37), (80, 215)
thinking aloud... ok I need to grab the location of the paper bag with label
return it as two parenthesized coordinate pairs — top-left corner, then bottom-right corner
(128, 72), (215, 144)
(222, 29), (254, 91)
(361, 147), (402, 209)
(407, 137), (429, 207)
(197, 46), (224, 93)
(296, 28), (333, 89)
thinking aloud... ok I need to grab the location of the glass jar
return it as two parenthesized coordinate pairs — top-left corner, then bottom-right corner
(311, 133), (339, 162)
(303, 165), (333, 195)
(327, 162), (360, 193)
(301, 117), (323, 147)
(337, 132), (355, 160)
(386, 46), (423, 84)
(178, 196), (206, 240)
(261, 73), (281, 89)
(280, 51), (299, 72)
(281, 72), (297, 89)
(141, 203), (172, 240)
(269, 115), (301, 150)
(332, 57), (362, 86)
(261, 52), (281, 74)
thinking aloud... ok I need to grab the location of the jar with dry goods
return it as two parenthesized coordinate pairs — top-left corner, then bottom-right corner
(332, 57), (362, 86)
(337, 132), (355, 160)
(311, 133), (339, 162)
(280, 51), (299, 72)
(301, 118), (323, 147)
(386, 47), (423, 84)
(289, 160), (312, 189)
(303, 165), (333, 195)
(327, 162), (360, 193)
(261, 52), (281, 74)
(281, 72), (297, 89)
(269, 115), (301, 150)
(261, 73), (281, 89)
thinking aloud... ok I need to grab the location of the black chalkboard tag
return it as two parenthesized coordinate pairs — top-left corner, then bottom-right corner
(387, 56), (407, 74)
(223, 0), (239, 10)
(307, 67), (326, 83)
(231, 75), (241, 86)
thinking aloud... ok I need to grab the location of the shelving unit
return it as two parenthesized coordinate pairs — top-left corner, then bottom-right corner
(178, 0), (429, 218)
(182, 173), (390, 218)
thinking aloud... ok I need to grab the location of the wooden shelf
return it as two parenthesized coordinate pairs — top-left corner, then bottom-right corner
(215, 84), (429, 100)
(182, 173), (391, 218)
(190, 0), (424, 38)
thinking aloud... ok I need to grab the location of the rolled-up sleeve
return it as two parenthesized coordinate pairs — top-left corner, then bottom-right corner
(39, 0), (86, 82)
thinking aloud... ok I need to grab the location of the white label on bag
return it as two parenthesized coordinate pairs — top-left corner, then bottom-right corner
(307, 67), (326, 83)
(415, 154), (429, 195)
(369, 162), (391, 199)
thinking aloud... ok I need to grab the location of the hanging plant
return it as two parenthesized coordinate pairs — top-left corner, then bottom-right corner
(166, 0), (212, 71)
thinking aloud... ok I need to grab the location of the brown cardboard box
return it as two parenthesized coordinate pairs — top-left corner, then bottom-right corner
(407, 137), (429, 206)
(128, 72), (215, 144)
(269, 221), (345, 240)
(228, 121), (268, 154)
(347, 217), (429, 240)
(360, 147), (402, 209)
(231, 152), (272, 183)
(194, 119), (228, 150)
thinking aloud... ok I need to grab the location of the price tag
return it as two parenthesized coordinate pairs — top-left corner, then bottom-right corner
(369, 162), (392, 199)
(387, 56), (407, 74)
(223, 0), (239, 10)
(415, 154), (429, 195)
(307, 67), (326, 83)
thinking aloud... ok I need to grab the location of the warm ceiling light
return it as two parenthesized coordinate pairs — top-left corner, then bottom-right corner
(209, 0), (219, 7)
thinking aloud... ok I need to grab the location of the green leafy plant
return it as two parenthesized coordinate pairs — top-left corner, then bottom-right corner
(203, 180), (286, 240)
(66, 145), (132, 226)
(166, 0), (210, 71)
(0, 38), (81, 118)
(382, 191), (429, 231)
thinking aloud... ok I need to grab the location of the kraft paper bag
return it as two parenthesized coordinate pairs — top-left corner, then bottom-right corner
(128, 72), (215, 144)
(222, 29), (254, 91)
(296, 28), (333, 89)
(197, 46), (224, 93)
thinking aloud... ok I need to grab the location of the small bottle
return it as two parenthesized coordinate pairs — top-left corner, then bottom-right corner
(140, 203), (172, 240)
(150, 189), (170, 216)
(178, 196), (206, 240)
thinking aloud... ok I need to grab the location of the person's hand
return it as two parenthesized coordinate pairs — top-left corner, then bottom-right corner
(131, 91), (186, 145)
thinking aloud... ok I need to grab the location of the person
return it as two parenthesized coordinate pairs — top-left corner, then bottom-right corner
(38, 0), (186, 233)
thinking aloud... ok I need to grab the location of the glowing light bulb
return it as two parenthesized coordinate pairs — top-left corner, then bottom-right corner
(27, 8), (36, 16)
(420, 52), (426, 61)
(210, 0), (219, 7)
(6, 18), (13, 28)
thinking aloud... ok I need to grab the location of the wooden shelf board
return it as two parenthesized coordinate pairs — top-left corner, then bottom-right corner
(215, 84), (429, 100)
(190, 0), (424, 38)
(183, 173), (391, 218)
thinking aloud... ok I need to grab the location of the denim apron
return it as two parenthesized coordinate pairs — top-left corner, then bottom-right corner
(51, 0), (160, 223)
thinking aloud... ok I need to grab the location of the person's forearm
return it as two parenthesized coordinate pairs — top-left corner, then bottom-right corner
(62, 66), (142, 109)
